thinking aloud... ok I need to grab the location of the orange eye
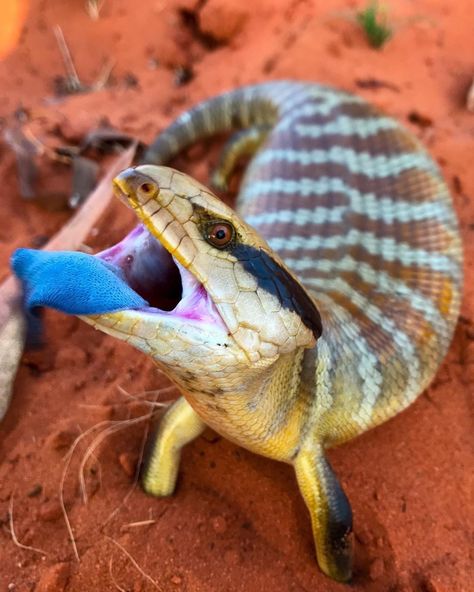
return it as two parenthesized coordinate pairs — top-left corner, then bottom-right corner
(206, 222), (234, 248)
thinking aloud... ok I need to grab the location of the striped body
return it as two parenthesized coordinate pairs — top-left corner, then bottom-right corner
(146, 81), (462, 448)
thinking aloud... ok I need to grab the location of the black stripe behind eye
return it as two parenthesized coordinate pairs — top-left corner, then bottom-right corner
(230, 244), (322, 340)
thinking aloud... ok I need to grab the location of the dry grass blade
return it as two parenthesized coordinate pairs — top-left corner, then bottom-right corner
(106, 535), (162, 591)
(60, 383), (171, 553)
(86, 0), (106, 21)
(78, 413), (158, 504)
(120, 519), (156, 530)
(59, 416), (139, 561)
(59, 416), (141, 560)
(59, 419), (118, 561)
(9, 494), (48, 556)
(91, 58), (115, 91)
(100, 385), (168, 528)
(53, 25), (82, 92)
(100, 417), (152, 528)
(116, 383), (177, 407)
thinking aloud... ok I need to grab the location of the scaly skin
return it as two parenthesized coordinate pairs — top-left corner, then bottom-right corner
(79, 81), (462, 582)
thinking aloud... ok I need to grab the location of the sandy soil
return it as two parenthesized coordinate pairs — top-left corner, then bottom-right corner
(0, 1), (473, 590)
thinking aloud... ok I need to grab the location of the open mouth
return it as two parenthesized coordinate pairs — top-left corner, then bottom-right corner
(96, 224), (227, 329)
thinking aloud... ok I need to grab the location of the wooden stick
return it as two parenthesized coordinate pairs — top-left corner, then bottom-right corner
(0, 144), (137, 421)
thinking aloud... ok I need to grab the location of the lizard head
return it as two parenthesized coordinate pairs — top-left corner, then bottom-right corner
(83, 165), (321, 386)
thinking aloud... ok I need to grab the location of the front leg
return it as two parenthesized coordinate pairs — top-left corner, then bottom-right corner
(142, 396), (206, 497)
(294, 444), (353, 582)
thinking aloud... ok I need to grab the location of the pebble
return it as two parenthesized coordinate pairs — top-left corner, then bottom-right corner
(27, 484), (43, 498)
(369, 557), (385, 581)
(356, 527), (372, 545)
(211, 515), (227, 534)
(118, 452), (137, 478)
(38, 499), (63, 522)
(199, 0), (248, 43)
(35, 562), (70, 592)
(171, 575), (182, 585)
(422, 574), (451, 592)
(46, 428), (77, 451)
(375, 536), (384, 548)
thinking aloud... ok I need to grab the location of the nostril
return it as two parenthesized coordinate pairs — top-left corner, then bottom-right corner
(138, 181), (158, 197)
(139, 182), (153, 193)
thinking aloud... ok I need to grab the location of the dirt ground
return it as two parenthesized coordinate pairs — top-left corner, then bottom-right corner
(0, 0), (473, 590)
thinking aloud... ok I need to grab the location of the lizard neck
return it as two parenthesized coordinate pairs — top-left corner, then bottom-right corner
(179, 348), (312, 462)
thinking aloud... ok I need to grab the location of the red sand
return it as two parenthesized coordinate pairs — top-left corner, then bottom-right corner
(0, 1), (473, 590)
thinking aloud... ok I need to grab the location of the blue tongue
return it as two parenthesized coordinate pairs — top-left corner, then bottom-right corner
(11, 248), (148, 314)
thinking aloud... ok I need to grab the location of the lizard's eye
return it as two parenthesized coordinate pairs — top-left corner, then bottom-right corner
(205, 222), (234, 249)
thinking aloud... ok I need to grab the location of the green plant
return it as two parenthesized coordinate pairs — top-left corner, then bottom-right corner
(357, 2), (392, 49)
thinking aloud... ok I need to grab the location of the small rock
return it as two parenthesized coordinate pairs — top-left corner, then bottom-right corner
(211, 515), (227, 534)
(407, 110), (433, 128)
(46, 428), (77, 451)
(39, 499), (63, 522)
(422, 574), (452, 592)
(199, 0), (247, 43)
(356, 527), (372, 545)
(27, 484), (43, 498)
(171, 575), (182, 585)
(369, 557), (385, 581)
(35, 562), (70, 592)
(118, 452), (137, 478)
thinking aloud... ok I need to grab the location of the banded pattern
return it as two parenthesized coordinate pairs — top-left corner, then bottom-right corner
(145, 80), (462, 443)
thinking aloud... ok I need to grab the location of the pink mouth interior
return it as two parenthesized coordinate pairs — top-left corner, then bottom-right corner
(97, 224), (227, 329)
